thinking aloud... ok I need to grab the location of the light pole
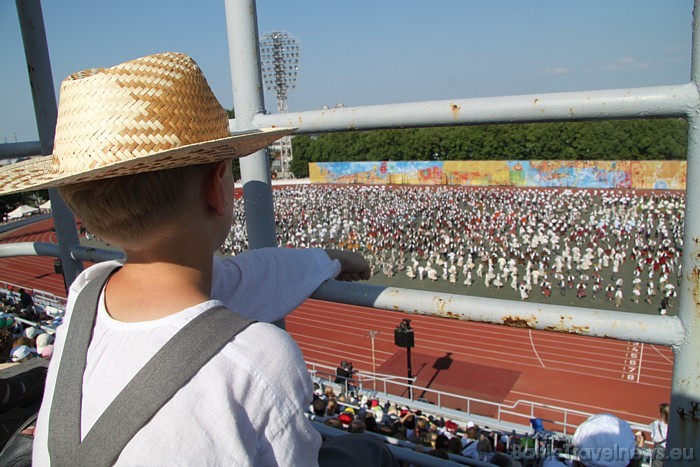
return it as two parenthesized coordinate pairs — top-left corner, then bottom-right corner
(259, 31), (300, 179)
(366, 330), (380, 390)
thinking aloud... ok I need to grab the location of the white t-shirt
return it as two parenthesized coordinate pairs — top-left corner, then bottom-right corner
(650, 419), (668, 447)
(33, 248), (340, 466)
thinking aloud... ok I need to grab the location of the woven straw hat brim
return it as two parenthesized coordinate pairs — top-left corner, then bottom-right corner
(0, 127), (293, 195)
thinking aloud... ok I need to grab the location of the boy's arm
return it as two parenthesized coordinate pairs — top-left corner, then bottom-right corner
(212, 248), (370, 322)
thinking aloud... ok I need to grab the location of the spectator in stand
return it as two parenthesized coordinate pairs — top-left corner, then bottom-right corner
(0, 328), (15, 362)
(312, 398), (328, 419)
(386, 403), (399, 421)
(324, 385), (336, 401)
(447, 436), (463, 455)
(36, 332), (54, 359)
(428, 434), (451, 460)
(416, 432), (432, 448)
(414, 417), (430, 440)
(10, 336), (32, 354)
(393, 422), (408, 441)
(477, 431), (495, 462)
(364, 413), (378, 433)
(326, 398), (339, 417)
(348, 419), (366, 434)
(650, 403), (669, 467)
(324, 418), (343, 431)
(338, 412), (354, 429)
(18, 288), (34, 312)
(461, 425), (480, 459)
(496, 434), (510, 452)
(542, 413), (638, 467)
(10, 344), (35, 363)
(378, 424), (394, 438)
(434, 433), (450, 451)
(336, 394), (351, 413)
(335, 360), (354, 392)
(490, 452), (517, 467)
(24, 326), (42, 343)
(401, 411), (417, 442)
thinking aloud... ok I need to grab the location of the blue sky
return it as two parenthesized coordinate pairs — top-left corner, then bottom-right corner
(0, 0), (694, 143)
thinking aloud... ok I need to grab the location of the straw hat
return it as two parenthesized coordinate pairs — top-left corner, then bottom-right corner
(0, 52), (293, 195)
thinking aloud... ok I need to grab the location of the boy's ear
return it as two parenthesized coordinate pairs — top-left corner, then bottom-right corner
(206, 161), (229, 216)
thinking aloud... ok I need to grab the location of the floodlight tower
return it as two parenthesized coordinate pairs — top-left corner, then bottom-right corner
(260, 31), (300, 178)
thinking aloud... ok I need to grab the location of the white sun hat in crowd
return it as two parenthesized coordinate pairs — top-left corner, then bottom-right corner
(10, 345), (34, 362)
(572, 413), (636, 467)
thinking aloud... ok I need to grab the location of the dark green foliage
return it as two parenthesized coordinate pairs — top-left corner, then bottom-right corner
(290, 119), (688, 178)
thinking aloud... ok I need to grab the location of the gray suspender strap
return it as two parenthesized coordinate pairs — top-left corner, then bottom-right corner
(48, 264), (256, 466)
(48, 264), (119, 460)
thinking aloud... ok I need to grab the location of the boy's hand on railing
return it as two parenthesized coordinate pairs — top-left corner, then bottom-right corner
(325, 249), (371, 282)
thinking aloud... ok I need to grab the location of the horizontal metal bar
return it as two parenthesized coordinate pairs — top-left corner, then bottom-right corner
(312, 280), (685, 348)
(0, 241), (59, 258)
(71, 245), (125, 263)
(0, 141), (42, 160)
(0, 242), (125, 263)
(240, 83), (699, 134)
(0, 242), (685, 346)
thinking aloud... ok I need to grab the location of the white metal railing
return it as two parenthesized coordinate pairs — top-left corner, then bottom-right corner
(305, 360), (640, 437)
(0, 279), (66, 311)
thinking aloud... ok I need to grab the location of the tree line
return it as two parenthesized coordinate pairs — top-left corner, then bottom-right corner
(289, 118), (688, 178)
(0, 118), (687, 217)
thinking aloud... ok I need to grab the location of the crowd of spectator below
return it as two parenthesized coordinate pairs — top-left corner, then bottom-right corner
(0, 289), (58, 365)
(307, 380), (547, 466)
(308, 374), (668, 466)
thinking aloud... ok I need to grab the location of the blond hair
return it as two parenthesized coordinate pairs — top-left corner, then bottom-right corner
(59, 164), (210, 247)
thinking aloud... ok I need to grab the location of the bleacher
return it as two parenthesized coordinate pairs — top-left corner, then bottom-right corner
(307, 369), (657, 466)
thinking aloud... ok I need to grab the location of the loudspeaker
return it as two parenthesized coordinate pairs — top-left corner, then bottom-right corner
(394, 327), (415, 348)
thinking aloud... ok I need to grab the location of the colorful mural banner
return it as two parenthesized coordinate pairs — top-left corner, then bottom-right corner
(309, 161), (686, 190)
(629, 160), (686, 190)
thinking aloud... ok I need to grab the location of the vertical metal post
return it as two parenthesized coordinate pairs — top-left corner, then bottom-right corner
(224, 0), (278, 249)
(368, 330), (379, 390)
(666, 0), (700, 462)
(15, 0), (83, 290)
(225, 0), (286, 330)
(406, 346), (413, 400)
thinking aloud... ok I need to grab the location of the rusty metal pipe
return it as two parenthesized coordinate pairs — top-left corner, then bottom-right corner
(312, 280), (685, 347)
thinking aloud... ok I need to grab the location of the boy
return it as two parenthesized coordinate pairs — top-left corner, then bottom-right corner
(0, 52), (369, 465)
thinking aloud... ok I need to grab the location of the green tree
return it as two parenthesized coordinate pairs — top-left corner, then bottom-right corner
(289, 119), (688, 177)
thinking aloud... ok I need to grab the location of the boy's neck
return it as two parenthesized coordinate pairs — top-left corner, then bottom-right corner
(104, 247), (214, 323)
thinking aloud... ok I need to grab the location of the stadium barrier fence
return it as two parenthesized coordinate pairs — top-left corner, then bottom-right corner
(306, 361), (654, 438)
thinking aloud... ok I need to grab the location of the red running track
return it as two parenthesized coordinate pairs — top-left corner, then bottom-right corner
(0, 218), (673, 430)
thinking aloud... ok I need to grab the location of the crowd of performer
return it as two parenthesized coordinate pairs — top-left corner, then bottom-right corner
(223, 185), (684, 314)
